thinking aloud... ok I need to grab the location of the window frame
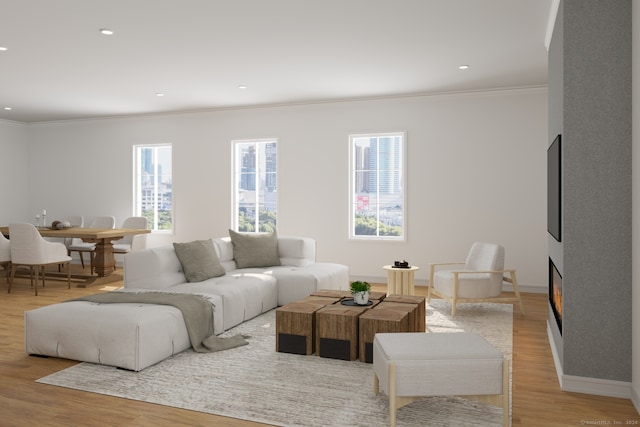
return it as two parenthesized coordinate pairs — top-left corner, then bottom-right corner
(133, 143), (173, 233)
(348, 132), (406, 241)
(231, 138), (278, 233)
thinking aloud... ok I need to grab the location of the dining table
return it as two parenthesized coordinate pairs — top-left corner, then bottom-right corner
(0, 226), (151, 280)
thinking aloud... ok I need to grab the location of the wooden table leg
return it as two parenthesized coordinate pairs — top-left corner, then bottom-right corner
(91, 238), (116, 277)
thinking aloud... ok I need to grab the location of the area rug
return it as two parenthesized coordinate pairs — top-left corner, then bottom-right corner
(37, 299), (512, 427)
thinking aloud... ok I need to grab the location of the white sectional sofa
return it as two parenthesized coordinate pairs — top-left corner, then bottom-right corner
(24, 234), (349, 371)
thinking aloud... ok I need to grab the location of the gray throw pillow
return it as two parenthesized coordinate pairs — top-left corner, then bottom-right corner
(228, 229), (281, 268)
(173, 239), (226, 282)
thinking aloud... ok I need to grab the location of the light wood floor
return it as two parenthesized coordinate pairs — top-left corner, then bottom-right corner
(0, 267), (638, 426)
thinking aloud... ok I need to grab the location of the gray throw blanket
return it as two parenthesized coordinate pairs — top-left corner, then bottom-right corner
(68, 292), (248, 353)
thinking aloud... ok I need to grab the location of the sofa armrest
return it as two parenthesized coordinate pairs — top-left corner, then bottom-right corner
(124, 246), (186, 290)
(278, 236), (316, 266)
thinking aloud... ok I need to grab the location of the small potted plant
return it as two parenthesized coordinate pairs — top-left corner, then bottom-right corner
(350, 280), (371, 305)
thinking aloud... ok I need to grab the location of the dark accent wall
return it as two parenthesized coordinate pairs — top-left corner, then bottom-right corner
(549, 0), (632, 382)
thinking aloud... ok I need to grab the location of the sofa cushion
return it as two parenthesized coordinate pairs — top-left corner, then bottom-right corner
(228, 229), (281, 268)
(124, 246), (186, 290)
(212, 237), (237, 272)
(277, 236), (316, 267)
(173, 239), (226, 282)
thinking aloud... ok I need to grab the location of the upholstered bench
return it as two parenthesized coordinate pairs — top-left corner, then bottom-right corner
(24, 299), (210, 371)
(25, 287), (229, 372)
(373, 332), (510, 427)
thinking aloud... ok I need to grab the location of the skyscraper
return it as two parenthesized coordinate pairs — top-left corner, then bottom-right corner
(368, 135), (401, 194)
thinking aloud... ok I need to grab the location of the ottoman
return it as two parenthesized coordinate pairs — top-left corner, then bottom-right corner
(24, 300), (210, 371)
(373, 332), (509, 427)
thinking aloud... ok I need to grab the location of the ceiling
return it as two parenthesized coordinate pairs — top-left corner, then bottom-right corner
(0, 0), (554, 123)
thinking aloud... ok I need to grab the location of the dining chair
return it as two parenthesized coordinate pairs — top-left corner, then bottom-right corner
(43, 215), (84, 272)
(8, 223), (71, 295)
(59, 215), (84, 246)
(0, 232), (11, 284)
(67, 216), (115, 272)
(112, 216), (148, 269)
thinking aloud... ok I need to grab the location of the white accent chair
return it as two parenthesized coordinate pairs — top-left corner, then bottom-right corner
(0, 232), (11, 284)
(112, 216), (148, 269)
(67, 216), (115, 272)
(8, 223), (71, 295)
(427, 242), (524, 316)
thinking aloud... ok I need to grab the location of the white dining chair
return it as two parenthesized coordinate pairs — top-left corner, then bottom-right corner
(67, 216), (115, 272)
(8, 223), (71, 295)
(59, 215), (84, 246)
(43, 215), (84, 272)
(0, 232), (11, 284)
(112, 216), (148, 269)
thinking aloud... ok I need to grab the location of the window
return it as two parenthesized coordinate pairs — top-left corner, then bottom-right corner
(349, 132), (405, 239)
(134, 144), (173, 232)
(232, 139), (277, 232)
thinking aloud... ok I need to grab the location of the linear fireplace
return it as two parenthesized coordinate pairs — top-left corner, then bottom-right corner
(549, 258), (563, 335)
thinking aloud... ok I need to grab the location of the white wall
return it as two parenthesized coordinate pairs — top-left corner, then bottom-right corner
(23, 88), (548, 287)
(0, 120), (29, 224)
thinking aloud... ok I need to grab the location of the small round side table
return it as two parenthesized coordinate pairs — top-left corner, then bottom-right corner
(383, 265), (420, 295)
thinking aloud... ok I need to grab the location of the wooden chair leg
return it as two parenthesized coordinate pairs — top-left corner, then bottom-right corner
(427, 265), (435, 303)
(451, 272), (459, 316)
(3, 263), (9, 284)
(389, 362), (397, 427)
(8, 264), (16, 293)
(66, 262), (71, 289)
(502, 360), (510, 427)
(34, 266), (39, 296)
(509, 271), (526, 315)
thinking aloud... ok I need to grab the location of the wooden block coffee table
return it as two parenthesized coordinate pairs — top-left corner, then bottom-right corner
(315, 302), (377, 361)
(300, 295), (343, 305)
(378, 295), (426, 333)
(358, 295), (426, 363)
(359, 308), (411, 363)
(276, 301), (327, 355)
(275, 290), (407, 362)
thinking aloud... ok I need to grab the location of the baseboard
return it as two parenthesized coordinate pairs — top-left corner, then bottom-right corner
(503, 282), (546, 294)
(547, 323), (633, 399)
(547, 322), (564, 386)
(561, 375), (632, 399)
(631, 384), (640, 414)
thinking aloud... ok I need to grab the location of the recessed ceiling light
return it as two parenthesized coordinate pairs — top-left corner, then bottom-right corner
(4, 107), (12, 111)
(238, 85), (247, 90)
(0, 47), (7, 51)
(156, 93), (165, 97)
(458, 65), (470, 70)
(99, 29), (114, 36)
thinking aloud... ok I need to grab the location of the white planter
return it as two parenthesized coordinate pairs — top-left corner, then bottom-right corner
(353, 291), (369, 305)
